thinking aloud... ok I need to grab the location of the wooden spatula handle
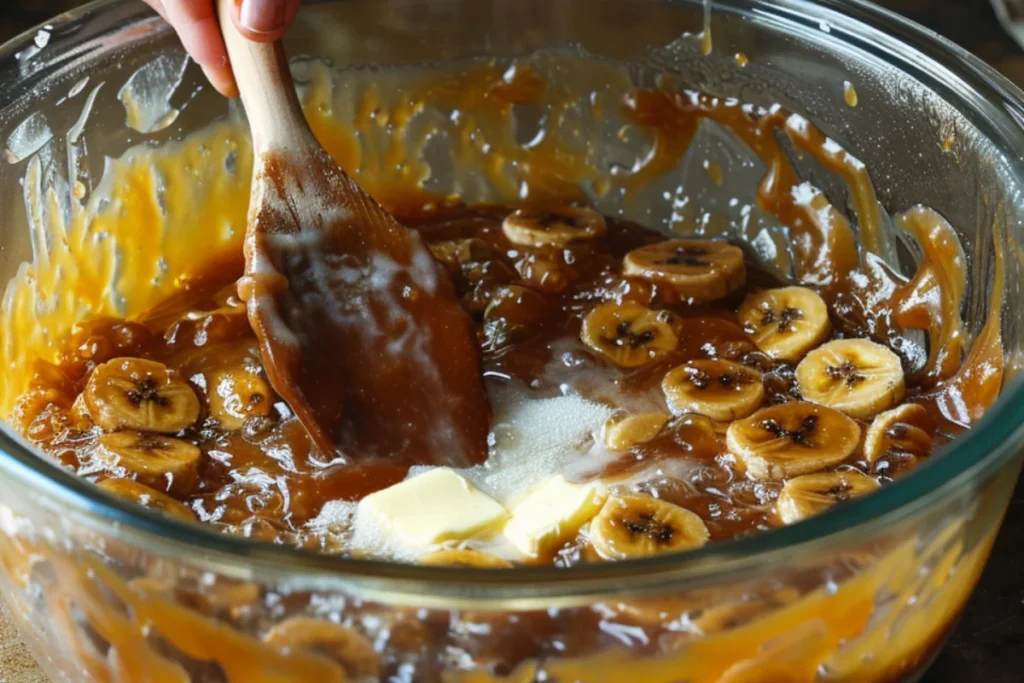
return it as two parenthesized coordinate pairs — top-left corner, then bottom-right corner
(216, 0), (315, 154)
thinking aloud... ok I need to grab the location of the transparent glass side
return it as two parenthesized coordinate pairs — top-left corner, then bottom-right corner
(0, 444), (1017, 681)
(0, 0), (1023, 681)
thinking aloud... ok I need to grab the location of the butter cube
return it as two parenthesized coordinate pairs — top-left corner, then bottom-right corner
(358, 468), (508, 547)
(503, 476), (607, 557)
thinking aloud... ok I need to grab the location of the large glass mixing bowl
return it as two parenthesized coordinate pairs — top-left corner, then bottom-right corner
(1, 0), (1023, 681)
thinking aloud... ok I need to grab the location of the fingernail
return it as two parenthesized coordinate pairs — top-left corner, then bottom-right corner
(240, 0), (286, 34)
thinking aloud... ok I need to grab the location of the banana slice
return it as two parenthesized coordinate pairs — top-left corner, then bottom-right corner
(419, 549), (513, 568)
(776, 470), (880, 524)
(514, 252), (575, 293)
(622, 240), (745, 303)
(864, 403), (935, 465)
(502, 204), (606, 247)
(726, 402), (861, 481)
(581, 301), (681, 368)
(96, 478), (195, 522)
(737, 286), (831, 362)
(85, 358), (200, 433)
(795, 339), (905, 419)
(207, 368), (274, 431)
(263, 617), (379, 681)
(69, 393), (94, 430)
(662, 359), (765, 421)
(429, 238), (515, 285)
(93, 431), (201, 497)
(590, 494), (709, 560)
(482, 285), (549, 349)
(427, 238), (479, 271)
(603, 412), (670, 451)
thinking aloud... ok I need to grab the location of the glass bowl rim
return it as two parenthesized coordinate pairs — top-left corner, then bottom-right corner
(0, 0), (1023, 603)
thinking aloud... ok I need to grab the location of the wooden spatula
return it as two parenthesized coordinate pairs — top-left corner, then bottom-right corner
(216, 0), (490, 467)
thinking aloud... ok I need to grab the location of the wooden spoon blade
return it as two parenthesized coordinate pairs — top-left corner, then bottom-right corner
(240, 148), (492, 467)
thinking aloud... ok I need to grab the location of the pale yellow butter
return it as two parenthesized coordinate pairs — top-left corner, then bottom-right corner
(503, 476), (607, 557)
(358, 468), (509, 547)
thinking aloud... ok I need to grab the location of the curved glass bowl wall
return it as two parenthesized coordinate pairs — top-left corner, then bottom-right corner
(0, 1), (1023, 681)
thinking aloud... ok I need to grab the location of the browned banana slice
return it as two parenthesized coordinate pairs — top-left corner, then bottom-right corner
(419, 549), (513, 568)
(482, 284), (549, 349)
(590, 494), (709, 560)
(581, 301), (681, 368)
(93, 432), (201, 497)
(263, 617), (379, 680)
(863, 403), (935, 465)
(726, 401), (861, 481)
(96, 478), (195, 522)
(623, 239), (745, 303)
(85, 358), (200, 433)
(796, 339), (905, 419)
(514, 251), (575, 293)
(429, 238), (515, 285)
(738, 286), (831, 362)
(776, 470), (880, 524)
(71, 319), (156, 364)
(662, 359), (765, 421)
(207, 368), (274, 431)
(69, 393), (94, 430)
(428, 238), (480, 270)
(602, 412), (671, 451)
(502, 204), (606, 247)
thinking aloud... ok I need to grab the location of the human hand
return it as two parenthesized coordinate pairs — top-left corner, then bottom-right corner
(141, 0), (301, 98)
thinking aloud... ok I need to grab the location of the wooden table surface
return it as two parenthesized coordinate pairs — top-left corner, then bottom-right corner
(0, 1), (1021, 682)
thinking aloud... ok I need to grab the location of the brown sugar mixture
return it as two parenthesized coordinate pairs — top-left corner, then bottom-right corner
(10, 196), (965, 565)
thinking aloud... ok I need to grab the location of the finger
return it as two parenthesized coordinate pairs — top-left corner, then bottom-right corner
(140, 0), (170, 22)
(202, 64), (240, 99)
(232, 0), (302, 42)
(162, 0), (239, 98)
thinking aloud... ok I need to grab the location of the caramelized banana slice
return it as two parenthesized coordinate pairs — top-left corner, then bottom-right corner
(263, 617), (379, 680)
(85, 358), (200, 433)
(590, 494), (709, 560)
(726, 402), (861, 481)
(482, 285), (549, 350)
(738, 286), (831, 362)
(623, 240), (745, 303)
(502, 204), (606, 247)
(796, 339), (905, 419)
(429, 238), (515, 285)
(581, 301), (681, 368)
(207, 369), (274, 431)
(864, 403), (935, 465)
(93, 432), (201, 496)
(96, 478), (195, 522)
(777, 470), (880, 524)
(419, 549), (513, 568)
(428, 238), (480, 270)
(514, 252), (575, 293)
(69, 394), (94, 430)
(662, 359), (764, 421)
(603, 412), (671, 451)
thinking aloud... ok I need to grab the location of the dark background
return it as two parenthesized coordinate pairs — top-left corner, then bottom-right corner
(1, 1), (1022, 682)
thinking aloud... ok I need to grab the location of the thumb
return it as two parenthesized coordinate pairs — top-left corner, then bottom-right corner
(232, 0), (302, 42)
